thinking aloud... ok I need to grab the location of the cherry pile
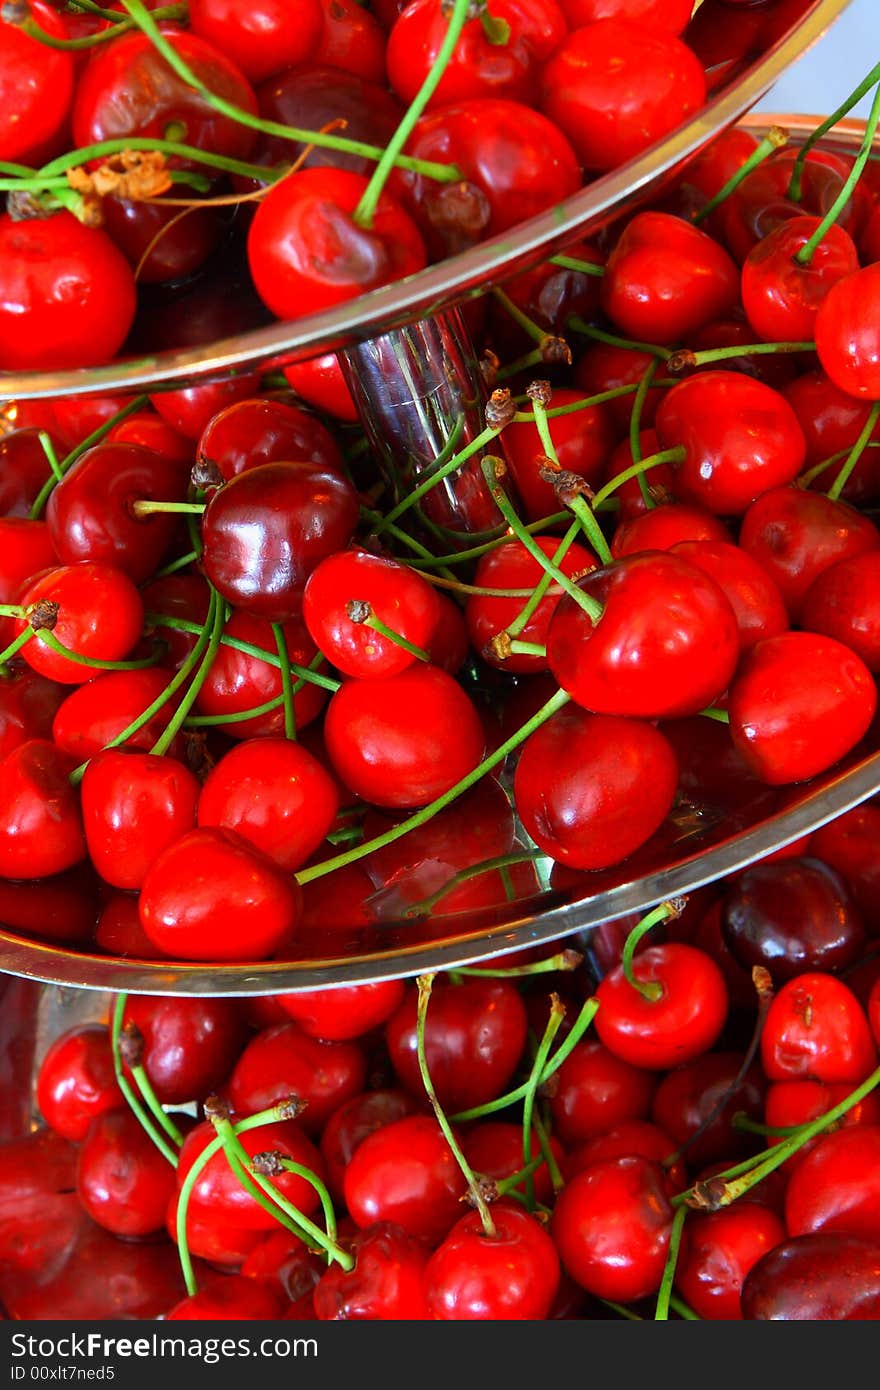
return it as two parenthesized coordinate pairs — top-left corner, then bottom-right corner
(5, 869), (880, 1323)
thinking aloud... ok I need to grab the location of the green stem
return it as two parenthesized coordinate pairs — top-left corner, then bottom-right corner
(143, 613), (341, 691)
(37, 432), (64, 484)
(700, 706), (730, 724)
(455, 948), (582, 980)
(589, 446), (685, 512)
(655, 1205), (688, 1321)
(271, 621), (297, 741)
(372, 423), (499, 537)
(0, 626), (35, 668)
(630, 358), (658, 508)
(788, 61), (880, 202)
(567, 317), (672, 362)
(29, 395), (148, 520)
(827, 400), (880, 501)
(548, 253), (605, 277)
(621, 900), (684, 1001)
(348, 602), (429, 663)
(506, 520), (582, 639)
(35, 630), (162, 672)
(493, 288), (549, 346)
(130, 1062), (184, 1148)
(693, 126), (789, 224)
(528, 391), (612, 563)
(150, 588), (225, 756)
(521, 997), (566, 1209)
(400, 849), (543, 919)
(110, 995), (178, 1167)
(19, 3), (186, 49)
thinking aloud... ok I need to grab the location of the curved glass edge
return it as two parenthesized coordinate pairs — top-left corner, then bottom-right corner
(1, 747), (878, 995)
(0, 0), (853, 400)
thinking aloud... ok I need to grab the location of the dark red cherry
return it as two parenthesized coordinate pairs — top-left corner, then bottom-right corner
(36, 1025), (124, 1142)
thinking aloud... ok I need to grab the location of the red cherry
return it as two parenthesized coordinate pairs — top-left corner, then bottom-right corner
(253, 64), (404, 180)
(785, 1126), (880, 1241)
(342, 1114), (466, 1245)
(651, 1051), (766, 1170)
(0, 739), (85, 880)
(319, 1089), (424, 1203)
(188, 0), (323, 82)
(138, 826), (302, 961)
(800, 551), (880, 672)
(76, 1108), (181, 1239)
(81, 750), (200, 890)
(276, 980), (406, 1043)
(314, 1222), (431, 1321)
(764, 1080), (880, 1176)
(674, 1203), (786, 1320)
(727, 631), (877, 786)
(760, 972), (877, 1084)
(282, 354), (358, 423)
(0, 2), (74, 163)
(810, 805), (880, 935)
(50, 668), (187, 762)
(461, 1122), (565, 1207)
(196, 395), (343, 482)
(741, 1232), (880, 1321)
(546, 1040), (657, 1147)
(14, 562), (144, 685)
(121, 994), (248, 1106)
(150, 375), (263, 441)
(228, 1020), (368, 1137)
(783, 368), (880, 503)
(594, 942), (728, 1071)
(815, 262), (880, 400)
(35, 1025), (124, 1142)
(502, 388), (615, 522)
(610, 500), (732, 557)
(671, 539), (789, 652)
(557, 0), (693, 31)
(426, 1201), (561, 1320)
(313, 0), (388, 83)
(741, 216), (860, 344)
(165, 1274), (287, 1320)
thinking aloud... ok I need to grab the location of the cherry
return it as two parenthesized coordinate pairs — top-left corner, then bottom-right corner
(651, 1051), (766, 1170)
(254, 65), (404, 179)
(120, 994), (247, 1106)
(785, 1126), (880, 1241)
(323, 663), (486, 810)
(197, 737), (339, 873)
(314, 1222), (431, 1321)
(200, 459), (360, 621)
(574, 342), (666, 431)
(138, 826), (303, 961)
(727, 631), (877, 786)
(0, 429), (57, 518)
(465, 535), (597, 675)
(319, 1089), (424, 1203)
(282, 354), (358, 424)
(674, 1203), (787, 1320)
(426, 1201), (561, 1321)
(384, 977), (528, 1115)
(741, 216), (860, 344)
(50, 668), (187, 762)
(815, 262), (880, 400)
(196, 395), (343, 482)
(760, 972), (877, 1084)
(654, 371), (806, 516)
(719, 856), (867, 984)
(276, 981), (406, 1044)
(188, 0), (323, 83)
(502, 388), (616, 522)
(610, 500), (732, 556)
(599, 211), (739, 345)
(513, 706), (679, 870)
(558, 0), (693, 29)
(546, 1040), (657, 1148)
(342, 1114), (466, 1245)
(14, 562), (144, 686)
(0, 213), (137, 373)
(0, 1129), (81, 1284)
(0, 2), (74, 164)
(764, 1080), (880, 1176)
(247, 167), (426, 322)
(670, 539), (789, 652)
(0, 518), (58, 653)
(0, 739), (85, 881)
(313, 0), (388, 83)
(228, 1020), (368, 1138)
(302, 548), (442, 681)
(461, 1121), (565, 1207)
(550, 1154), (676, 1303)
(594, 942), (729, 1072)
(150, 375), (263, 441)
(241, 1229), (326, 1307)
(783, 368), (880, 502)
(165, 1274), (288, 1320)
(741, 1232), (880, 1321)
(81, 749), (200, 890)
(810, 805), (880, 934)
(76, 1108), (181, 1239)
(800, 551), (880, 672)
(140, 573), (212, 672)
(545, 550), (740, 719)
(102, 194), (227, 287)
(0, 865), (101, 947)
(35, 1024), (124, 1142)
(539, 18), (706, 171)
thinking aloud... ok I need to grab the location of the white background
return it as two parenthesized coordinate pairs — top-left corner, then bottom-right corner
(754, 0), (878, 119)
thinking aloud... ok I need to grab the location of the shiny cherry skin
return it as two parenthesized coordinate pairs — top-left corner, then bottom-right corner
(426, 1201), (561, 1321)
(0, 429), (57, 517)
(139, 573), (212, 672)
(101, 194), (225, 286)
(600, 211), (739, 345)
(551, 1154), (676, 1302)
(800, 551), (880, 672)
(228, 1020), (367, 1137)
(594, 943), (729, 1071)
(165, 1275), (287, 1320)
(564, 1119), (685, 1193)
(197, 737), (339, 873)
(465, 536), (597, 675)
(323, 663), (486, 810)
(254, 64), (403, 178)
(815, 262), (880, 400)
(302, 548), (441, 680)
(138, 826), (303, 961)
(241, 1229), (326, 1307)
(513, 707), (678, 870)
(14, 562), (144, 685)
(0, 518), (58, 653)
(0, 739), (85, 880)
(342, 1115), (466, 1245)
(95, 893), (166, 960)
(671, 539), (789, 652)
(741, 1232), (880, 1320)
(651, 1051), (766, 1170)
(36, 1025), (124, 1142)
(785, 1126), (880, 1241)
(610, 500), (732, 556)
(81, 750), (200, 891)
(120, 994), (248, 1106)
(193, 608), (328, 739)
(188, 0), (322, 82)
(655, 371), (807, 516)
(760, 972), (877, 1084)
(674, 1203), (787, 1320)
(76, 1108), (180, 1239)
(0, 2), (74, 162)
(283, 353), (358, 423)
(196, 396), (343, 481)
(313, 0), (387, 82)
(384, 977), (528, 1115)
(741, 216), (860, 344)
(276, 980), (406, 1044)
(150, 374), (262, 441)
(50, 668), (188, 762)
(738, 485), (880, 620)
(247, 167), (425, 322)
(200, 459), (360, 621)
(727, 632), (877, 786)
(319, 1089), (423, 1203)
(575, 342), (666, 431)
(0, 213), (136, 373)
(546, 550), (740, 719)
(315, 1222), (431, 1321)
(764, 1080), (880, 1176)
(720, 856), (867, 984)
(783, 368), (880, 502)
(546, 1040), (657, 1148)
(540, 19), (706, 171)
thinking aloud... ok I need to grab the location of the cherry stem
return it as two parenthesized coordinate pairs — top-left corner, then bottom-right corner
(699, 706), (730, 724)
(34, 629), (163, 672)
(493, 288), (565, 351)
(346, 600), (429, 663)
(691, 125), (789, 225)
(668, 341), (814, 374)
(521, 994), (566, 1209)
(37, 432), (64, 484)
(131, 500), (205, 518)
(450, 993), (600, 1124)
(29, 395), (148, 520)
(512, 380), (679, 423)
(567, 317), (672, 362)
(416, 973), (497, 1236)
(19, 2), (186, 49)
(150, 587), (226, 756)
(0, 625), (34, 669)
(403, 512), (571, 570)
(298, 684), (571, 887)
(798, 79), (880, 264)
(110, 995), (178, 1167)
(269, 1157), (341, 1249)
(505, 520), (583, 639)
(669, 1294), (701, 1321)
(548, 253), (605, 277)
(156, 549), (201, 578)
(507, 639), (546, 658)
(114, 0), (462, 185)
(531, 1109), (565, 1194)
(398, 848), (544, 919)
(654, 1205), (688, 1322)
(827, 399), (880, 501)
(673, 1060), (880, 1213)
(143, 612), (341, 692)
(528, 388), (612, 563)
(787, 60), (880, 203)
(271, 621), (297, 741)
(353, 0), (470, 227)
(480, 456), (605, 623)
(589, 446), (685, 512)
(371, 421), (499, 537)
(31, 137), (288, 191)
(630, 358), (658, 508)
(116, 1013), (185, 1148)
(799, 440), (880, 490)
(621, 899), (686, 1002)
(455, 948), (582, 979)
